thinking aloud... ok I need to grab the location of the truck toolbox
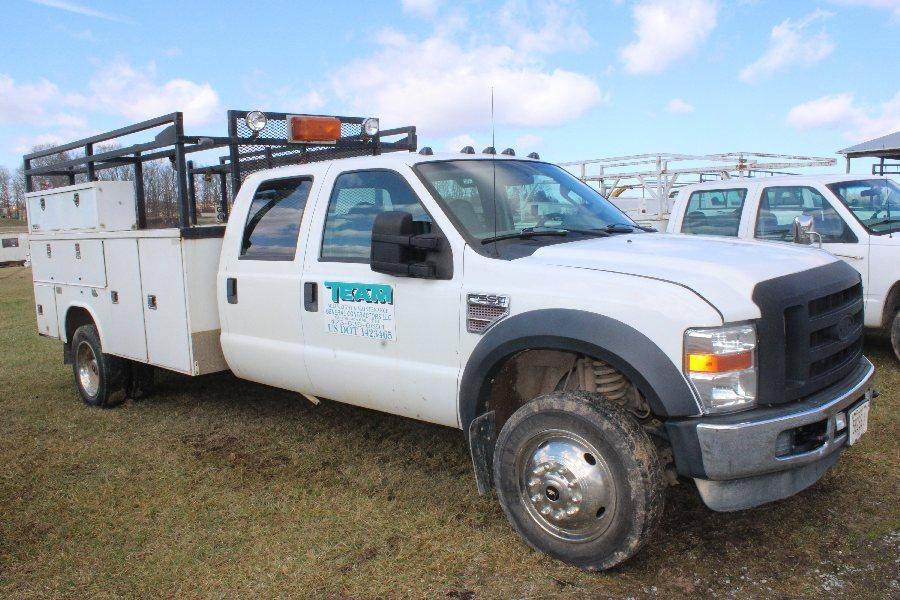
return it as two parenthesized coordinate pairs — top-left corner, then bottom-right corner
(25, 181), (137, 233)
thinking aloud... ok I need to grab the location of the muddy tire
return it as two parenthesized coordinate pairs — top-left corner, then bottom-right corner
(71, 325), (126, 407)
(493, 391), (666, 571)
(891, 310), (900, 362)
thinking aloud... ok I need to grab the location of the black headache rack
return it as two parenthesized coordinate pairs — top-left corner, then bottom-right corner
(23, 110), (417, 231)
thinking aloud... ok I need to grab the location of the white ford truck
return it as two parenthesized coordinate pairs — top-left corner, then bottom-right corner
(667, 175), (900, 360)
(24, 111), (877, 570)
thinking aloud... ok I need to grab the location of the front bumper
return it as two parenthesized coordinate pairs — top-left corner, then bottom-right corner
(666, 357), (876, 511)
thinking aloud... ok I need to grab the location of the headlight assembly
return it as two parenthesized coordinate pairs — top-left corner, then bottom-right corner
(684, 323), (757, 414)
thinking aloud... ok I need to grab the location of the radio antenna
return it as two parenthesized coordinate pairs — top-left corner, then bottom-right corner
(491, 86), (498, 255)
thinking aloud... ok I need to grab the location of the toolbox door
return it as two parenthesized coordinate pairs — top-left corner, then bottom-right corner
(104, 238), (148, 362)
(138, 237), (191, 372)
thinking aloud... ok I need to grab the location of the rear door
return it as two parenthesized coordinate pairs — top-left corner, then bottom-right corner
(298, 167), (462, 427)
(218, 175), (317, 392)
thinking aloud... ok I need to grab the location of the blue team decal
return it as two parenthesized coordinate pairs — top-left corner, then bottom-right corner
(322, 281), (396, 341)
(323, 281), (393, 305)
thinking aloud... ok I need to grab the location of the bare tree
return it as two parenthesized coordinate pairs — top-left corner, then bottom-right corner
(0, 166), (11, 217)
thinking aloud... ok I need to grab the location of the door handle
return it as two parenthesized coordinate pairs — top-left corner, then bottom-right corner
(226, 277), (238, 304)
(304, 281), (317, 312)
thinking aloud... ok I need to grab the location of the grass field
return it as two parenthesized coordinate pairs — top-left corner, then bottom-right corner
(0, 217), (26, 232)
(0, 265), (897, 599)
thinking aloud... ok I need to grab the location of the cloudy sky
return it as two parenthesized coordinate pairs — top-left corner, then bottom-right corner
(1, 0), (899, 172)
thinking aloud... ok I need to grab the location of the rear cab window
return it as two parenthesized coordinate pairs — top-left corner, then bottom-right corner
(240, 177), (313, 261)
(680, 188), (747, 236)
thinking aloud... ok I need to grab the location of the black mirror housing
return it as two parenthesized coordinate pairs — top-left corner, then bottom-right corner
(370, 211), (451, 279)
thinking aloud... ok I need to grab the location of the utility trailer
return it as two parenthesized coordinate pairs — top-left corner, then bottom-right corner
(24, 110), (415, 376)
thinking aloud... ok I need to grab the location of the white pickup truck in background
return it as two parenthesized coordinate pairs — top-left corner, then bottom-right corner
(666, 175), (900, 360)
(24, 111), (878, 570)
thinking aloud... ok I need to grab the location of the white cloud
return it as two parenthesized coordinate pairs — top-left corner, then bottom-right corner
(828, 0), (900, 18)
(739, 11), (834, 83)
(786, 91), (900, 140)
(498, 1), (593, 54)
(331, 28), (606, 137)
(295, 90), (326, 112)
(28, 0), (129, 23)
(0, 60), (221, 158)
(444, 134), (476, 152)
(86, 60), (220, 126)
(401, 0), (442, 18)
(665, 98), (694, 113)
(0, 75), (61, 124)
(515, 134), (544, 151)
(620, 0), (718, 75)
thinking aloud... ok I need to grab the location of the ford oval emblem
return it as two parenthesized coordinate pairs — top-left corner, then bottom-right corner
(834, 315), (854, 341)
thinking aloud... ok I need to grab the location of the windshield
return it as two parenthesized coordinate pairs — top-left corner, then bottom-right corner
(826, 179), (900, 235)
(414, 160), (637, 243)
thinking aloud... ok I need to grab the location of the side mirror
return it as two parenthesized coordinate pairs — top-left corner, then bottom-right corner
(792, 214), (822, 248)
(371, 211), (445, 278)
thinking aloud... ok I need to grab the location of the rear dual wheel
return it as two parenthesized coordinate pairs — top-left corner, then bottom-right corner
(72, 324), (154, 407)
(493, 392), (666, 570)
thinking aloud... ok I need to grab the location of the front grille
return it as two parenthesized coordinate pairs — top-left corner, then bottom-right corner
(753, 262), (864, 405)
(809, 283), (862, 318)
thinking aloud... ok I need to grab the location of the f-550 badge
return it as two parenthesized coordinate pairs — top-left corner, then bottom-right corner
(466, 292), (510, 334)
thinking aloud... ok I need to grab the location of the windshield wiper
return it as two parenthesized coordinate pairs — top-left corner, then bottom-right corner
(605, 223), (655, 233)
(481, 228), (568, 244)
(563, 228), (611, 237)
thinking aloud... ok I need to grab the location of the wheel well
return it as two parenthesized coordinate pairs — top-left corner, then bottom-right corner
(482, 349), (652, 431)
(64, 306), (95, 343)
(883, 281), (900, 328)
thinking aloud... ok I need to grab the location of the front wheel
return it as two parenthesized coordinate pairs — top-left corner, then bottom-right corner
(891, 310), (900, 362)
(492, 392), (666, 570)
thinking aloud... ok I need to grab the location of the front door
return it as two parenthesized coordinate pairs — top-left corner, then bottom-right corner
(299, 167), (462, 427)
(219, 175), (316, 393)
(751, 184), (869, 289)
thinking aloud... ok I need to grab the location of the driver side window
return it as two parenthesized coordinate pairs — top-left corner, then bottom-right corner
(321, 170), (432, 262)
(755, 186), (857, 243)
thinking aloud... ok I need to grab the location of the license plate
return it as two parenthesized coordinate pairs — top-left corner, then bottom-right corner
(847, 400), (870, 446)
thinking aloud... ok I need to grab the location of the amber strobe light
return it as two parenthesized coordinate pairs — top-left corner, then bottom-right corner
(287, 115), (341, 143)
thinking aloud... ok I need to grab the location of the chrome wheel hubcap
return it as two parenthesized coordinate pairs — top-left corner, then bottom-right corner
(76, 341), (100, 397)
(517, 429), (616, 542)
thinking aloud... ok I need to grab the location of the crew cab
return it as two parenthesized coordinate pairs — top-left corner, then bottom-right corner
(668, 175), (900, 360)
(24, 111), (877, 570)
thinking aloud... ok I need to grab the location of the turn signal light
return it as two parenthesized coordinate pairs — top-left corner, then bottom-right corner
(686, 351), (753, 373)
(287, 115), (341, 143)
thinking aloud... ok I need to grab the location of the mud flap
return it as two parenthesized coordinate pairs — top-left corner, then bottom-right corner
(468, 410), (496, 494)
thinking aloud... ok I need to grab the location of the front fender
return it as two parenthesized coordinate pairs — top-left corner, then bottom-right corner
(458, 308), (701, 435)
